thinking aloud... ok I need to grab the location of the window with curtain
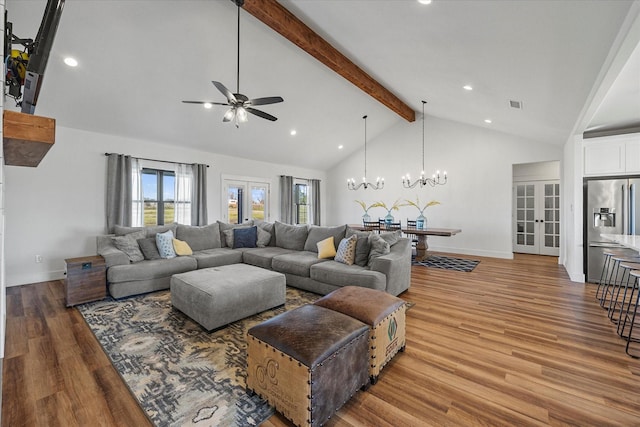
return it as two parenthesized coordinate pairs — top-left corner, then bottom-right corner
(106, 153), (207, 232)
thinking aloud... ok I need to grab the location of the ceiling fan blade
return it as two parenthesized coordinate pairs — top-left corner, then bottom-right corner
(248, 96), (284, 106)
(182, 101), (229, 106)
(212, 81), (237, 103)
(247, 107), (278, 121)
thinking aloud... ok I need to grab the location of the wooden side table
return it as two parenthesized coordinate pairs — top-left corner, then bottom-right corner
(65, 255), (106, 307)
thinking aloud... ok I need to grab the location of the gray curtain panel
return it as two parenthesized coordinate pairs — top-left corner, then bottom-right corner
(191, 163), (208, 226)
(311, 179), (321, 226)
(279, 175), (294, 224)
(106, 153), (133, 233)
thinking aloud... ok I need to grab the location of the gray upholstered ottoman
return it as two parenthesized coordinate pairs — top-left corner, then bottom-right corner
(170, 264), (286, 331)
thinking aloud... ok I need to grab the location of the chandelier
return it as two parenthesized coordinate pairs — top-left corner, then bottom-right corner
(402, 100), (447, 188)
(347, 115), (384, 190)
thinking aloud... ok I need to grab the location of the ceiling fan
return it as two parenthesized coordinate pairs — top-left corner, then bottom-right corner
(182, 0), (283, 127)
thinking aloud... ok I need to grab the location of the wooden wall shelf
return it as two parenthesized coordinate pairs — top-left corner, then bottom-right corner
(3, 110), (56, 167)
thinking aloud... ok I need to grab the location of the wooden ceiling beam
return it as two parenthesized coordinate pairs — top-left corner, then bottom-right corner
(241, 0), (415, 122)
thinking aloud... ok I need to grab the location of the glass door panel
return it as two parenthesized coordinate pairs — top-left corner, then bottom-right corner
(513, 180), (560, 256)
(223, 178), (270, 224)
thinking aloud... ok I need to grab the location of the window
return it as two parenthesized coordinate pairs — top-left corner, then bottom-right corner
(294, 181), (309, 225)
(222, 178), (270, 224)
(141, 168), (176, 226)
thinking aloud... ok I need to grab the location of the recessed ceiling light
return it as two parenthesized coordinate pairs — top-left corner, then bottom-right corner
(203, 102), (213, 109)
(463, 85), (473, 91)
(290, 130), (297, 136)
(338, 145), (344, 150)
(484, 119), (492, 124)
(63, 57), (78, 67)
(418, 0), (432, 4)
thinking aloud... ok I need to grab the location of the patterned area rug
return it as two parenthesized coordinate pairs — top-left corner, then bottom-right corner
(415, 255), (480, 272)
(77, 287), (320, 426)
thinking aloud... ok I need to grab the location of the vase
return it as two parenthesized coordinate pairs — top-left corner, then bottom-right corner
(384, 211), (394, 224)
(416, 212), (426, 229)
(362, 212), (371, 223)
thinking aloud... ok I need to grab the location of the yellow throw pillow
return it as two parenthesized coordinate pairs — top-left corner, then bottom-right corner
(173, 238), (193, 256)
(317, 236), (336, 259)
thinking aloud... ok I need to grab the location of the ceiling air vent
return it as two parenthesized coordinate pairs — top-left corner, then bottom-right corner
(509, 100), (523, 109)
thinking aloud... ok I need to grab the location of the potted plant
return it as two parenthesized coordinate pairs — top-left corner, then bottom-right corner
(405, 197), (440, 229)
(376, 199), (406, 224)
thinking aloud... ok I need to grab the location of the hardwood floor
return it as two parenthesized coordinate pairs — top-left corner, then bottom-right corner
(4, 254), (640, 426)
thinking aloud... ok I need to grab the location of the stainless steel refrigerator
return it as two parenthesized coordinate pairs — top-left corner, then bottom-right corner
(585, 177), (640, 283)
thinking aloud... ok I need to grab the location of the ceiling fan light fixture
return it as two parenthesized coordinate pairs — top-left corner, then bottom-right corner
(237, 107), (248, 123)
(223, 108), (235, 122)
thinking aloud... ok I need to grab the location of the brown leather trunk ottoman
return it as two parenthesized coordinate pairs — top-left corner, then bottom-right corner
(314, 286), (406, 384)
(246, 304), (370, 427)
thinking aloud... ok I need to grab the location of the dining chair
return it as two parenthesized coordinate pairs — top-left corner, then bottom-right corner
(405, 219), (419, 248)
(363, 220), (381, 233)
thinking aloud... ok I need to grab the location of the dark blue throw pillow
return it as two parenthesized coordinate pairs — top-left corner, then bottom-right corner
(233, 226), (258, 249)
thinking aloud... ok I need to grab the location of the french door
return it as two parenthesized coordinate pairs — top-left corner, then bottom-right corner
(223, 179), (270, 224)
(513, 181), (560, 256)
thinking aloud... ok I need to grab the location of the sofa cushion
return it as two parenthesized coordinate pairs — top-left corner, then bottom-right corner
(274, 221), (309, 251)
(242, 247), (295, 270)
(137, 237), (161, 260)
(156, 230), (177, 259)
(233, 226), (258, 249)
(272, 251), (328, 277)
(190, 248), (243, 269)
(107, 256), (197, 283)
(334, 234), (357, 266)
(176, 223), (221, 251)
(145, 223), (178, 237)
(310, 261), (386, 291)
(303, 224), (346, 253)
(346, 227), (371, 267)
(111, 230), (146, 262)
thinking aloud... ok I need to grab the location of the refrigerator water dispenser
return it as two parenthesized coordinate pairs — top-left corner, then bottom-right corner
(593, 208), (615, 227)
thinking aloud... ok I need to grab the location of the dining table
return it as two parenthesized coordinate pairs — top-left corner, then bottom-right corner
(349, 224), (462, 261)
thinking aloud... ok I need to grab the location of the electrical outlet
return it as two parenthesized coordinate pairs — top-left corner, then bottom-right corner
(35, 255), (43, 263)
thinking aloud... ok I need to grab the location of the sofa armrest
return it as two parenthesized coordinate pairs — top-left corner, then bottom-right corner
(97, 235), (129, 268)
(369, 238), (411, 296)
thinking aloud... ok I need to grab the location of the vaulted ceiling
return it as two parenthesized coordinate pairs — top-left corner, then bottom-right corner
(5, 0), (639, 170)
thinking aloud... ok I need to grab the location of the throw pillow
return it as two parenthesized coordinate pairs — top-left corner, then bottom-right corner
(256, 221), (276, 246)
(156, 230), (177, 259)
(222, 229), (235, 248)
(367, 233), (390, 265)
(111, 230), (146, 263)
(346, 227), (372, 267)
(316, 236), (337, 259)
(379, 230), (401, 247)
(233, 226), (258, 249)
(173, 238), (193, 256)
(256, 227), (272, 247)
(217, 220), (253, 247)
(335, 234), (358, 265)
(137, 237), (162, 260)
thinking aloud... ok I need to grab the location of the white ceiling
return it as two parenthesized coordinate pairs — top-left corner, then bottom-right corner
(5, 0), (638, 170)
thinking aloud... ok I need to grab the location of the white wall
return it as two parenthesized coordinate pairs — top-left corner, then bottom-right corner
(562, 134), (585, 282)
(326, 116), (563, 259)
(4, 126), (325, 286)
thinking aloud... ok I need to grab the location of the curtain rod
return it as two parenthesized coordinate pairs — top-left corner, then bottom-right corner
(105, 153), (209, 167)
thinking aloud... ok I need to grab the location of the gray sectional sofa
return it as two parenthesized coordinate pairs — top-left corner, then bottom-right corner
(97, 220), (411, 299)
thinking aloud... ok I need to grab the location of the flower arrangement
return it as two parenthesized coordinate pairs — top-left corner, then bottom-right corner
(375, 199), (406, 224)
(405, 197), (440, 229)
(404, 197), (441, 213)
(355, 200), (380, 222)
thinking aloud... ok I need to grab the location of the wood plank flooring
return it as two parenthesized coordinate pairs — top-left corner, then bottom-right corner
(4, 254), (640, 426)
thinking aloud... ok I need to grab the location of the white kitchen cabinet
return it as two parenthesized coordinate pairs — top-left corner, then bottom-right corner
(583, 133), (640, 176)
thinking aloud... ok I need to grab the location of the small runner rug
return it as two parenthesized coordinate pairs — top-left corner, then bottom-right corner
(416, 255), (480, 272)
(77, 287), (320, 426)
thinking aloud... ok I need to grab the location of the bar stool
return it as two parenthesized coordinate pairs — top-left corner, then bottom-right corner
(621, 270), (640, 358)
(596, 250), (621, 303)
(607, 262), (640, 324)
(600, 255), (640, 310)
